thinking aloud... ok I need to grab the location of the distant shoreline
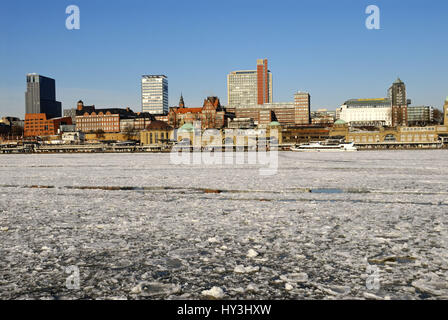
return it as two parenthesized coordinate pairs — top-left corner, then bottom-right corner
(1, 148), (447, 155)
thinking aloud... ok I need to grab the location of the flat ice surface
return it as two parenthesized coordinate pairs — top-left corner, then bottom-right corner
(0, 151), (447, 299)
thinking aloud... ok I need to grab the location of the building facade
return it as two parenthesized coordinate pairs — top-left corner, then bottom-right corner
(311, 109), (336, 125)
(227, 59), (273, 108)
(346, 127), (442, 144)
(24, 113), (72, 137)
(407, 106), (434, 126)
(389, 78), (409, 126)
(281, 126), (331, 144)
(257, 59), (271, 105)
(337, 79), (411, 128)
(227, 118), (255, 129)
(168, 96), (226, 129)
(294, 92), (311, 125)
(234, 92), (311, 127)
(140, 120), (174, 145)
(75, 102), (154, 133)
(25, 74), (62, 119)
(141, 75), (168, 114)
(76, 112), (121, 133)
(330, 120), (448, 145)
(338, 99), (392, 127)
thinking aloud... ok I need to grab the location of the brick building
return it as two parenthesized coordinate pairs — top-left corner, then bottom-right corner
(168, 96), (227, 129)
(75, 101), (154, 133)
(24, 113), (72, 137)
(294, 92), (311, 125)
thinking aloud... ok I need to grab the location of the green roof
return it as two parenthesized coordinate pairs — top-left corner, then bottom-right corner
(269, 121), (281, 126)
(334, 119), (347, 125)
(179, 123), (194, 132)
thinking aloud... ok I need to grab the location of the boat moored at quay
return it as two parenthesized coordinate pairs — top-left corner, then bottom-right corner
(291, 141), (358, 152)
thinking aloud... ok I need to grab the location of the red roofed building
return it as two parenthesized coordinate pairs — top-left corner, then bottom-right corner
(168, 96), (227, 129)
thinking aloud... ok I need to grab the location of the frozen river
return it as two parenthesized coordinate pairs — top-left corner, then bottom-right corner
(0, 151), (447, 300)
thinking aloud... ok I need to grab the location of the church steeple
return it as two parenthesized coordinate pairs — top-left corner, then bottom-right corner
(179, 93), (185, 108)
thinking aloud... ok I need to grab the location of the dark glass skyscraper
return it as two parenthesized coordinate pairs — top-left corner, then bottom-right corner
(25, 74), (62, 119)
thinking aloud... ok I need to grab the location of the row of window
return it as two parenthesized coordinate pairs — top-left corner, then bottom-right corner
(79, 119), (118, 123)
(402, 127), (436, 132)
(26, 125), (51, 128)
(146, 132), (169, 144)
(350, 134), (436, 142)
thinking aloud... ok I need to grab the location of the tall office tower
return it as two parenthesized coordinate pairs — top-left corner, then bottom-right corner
(25, 74), (62, 119)
(294, 92), (311, 125)
(257, 59), (270, 105)
(388, 78), (408, 127)
(141, 75), (168, 114)
(227, 59), (272, 108)
(227, 70), (258, 107)
(444, 97), (448, 126)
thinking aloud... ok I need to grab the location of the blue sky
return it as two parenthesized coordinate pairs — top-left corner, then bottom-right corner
(1, 0), (447, 118)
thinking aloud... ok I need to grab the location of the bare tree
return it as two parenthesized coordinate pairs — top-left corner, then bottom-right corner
(123, 124), (136, 140)
(433, 108), (444, 125)
(11, 125), (24, 137)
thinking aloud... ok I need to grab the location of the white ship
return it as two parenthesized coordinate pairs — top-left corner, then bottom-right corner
(291, 141), (358, 152)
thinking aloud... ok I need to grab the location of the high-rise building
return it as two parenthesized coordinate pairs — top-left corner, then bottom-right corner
(227, 59), (273, 108)
(389, 78), (408, 126)
(141, 75), (168, 115)
(227, 70), (258, 107)
(25, 74), (62, 119)
(257, 59), (271, 105)
(294, 92), (311, 125)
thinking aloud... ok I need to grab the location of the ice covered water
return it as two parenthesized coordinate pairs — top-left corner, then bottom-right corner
(0, 151), (447, 299)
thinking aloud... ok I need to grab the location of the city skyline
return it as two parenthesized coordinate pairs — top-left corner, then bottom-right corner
(1, 0), (448, 118)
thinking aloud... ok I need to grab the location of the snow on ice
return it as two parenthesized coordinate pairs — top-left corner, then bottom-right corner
(0, 151), (447, 299)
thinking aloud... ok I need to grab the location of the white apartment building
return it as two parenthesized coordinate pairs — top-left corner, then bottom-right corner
(338, 98), (392, 127)
(141, 75), (168, 114)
